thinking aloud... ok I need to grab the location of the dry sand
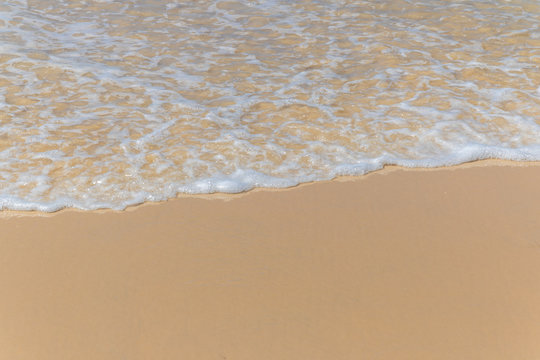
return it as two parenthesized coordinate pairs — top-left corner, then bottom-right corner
(1, 161), (540, 360)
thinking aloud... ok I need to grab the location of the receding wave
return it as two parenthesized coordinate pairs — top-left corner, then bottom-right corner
(1, 0), (539, 211)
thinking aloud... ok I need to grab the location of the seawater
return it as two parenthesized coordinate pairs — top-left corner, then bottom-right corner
(1, 0), (539, 211)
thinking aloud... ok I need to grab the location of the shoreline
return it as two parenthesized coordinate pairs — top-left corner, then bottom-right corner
(1, 161), (540, 359)
(2, 158), (539, 217)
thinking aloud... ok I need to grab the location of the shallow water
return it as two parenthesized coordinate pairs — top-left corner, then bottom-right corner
(1, 0), (540, 210)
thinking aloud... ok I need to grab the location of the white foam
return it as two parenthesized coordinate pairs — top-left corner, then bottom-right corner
(0, 0), (539, 211)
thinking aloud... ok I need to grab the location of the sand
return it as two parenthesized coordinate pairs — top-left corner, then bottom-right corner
(1, 161), (540, 359)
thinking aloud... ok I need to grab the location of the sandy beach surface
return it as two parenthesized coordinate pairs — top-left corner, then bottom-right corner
(1, 161), (540, 360)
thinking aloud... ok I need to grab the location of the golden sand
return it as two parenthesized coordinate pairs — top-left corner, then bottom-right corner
(1, 161), (540, 359)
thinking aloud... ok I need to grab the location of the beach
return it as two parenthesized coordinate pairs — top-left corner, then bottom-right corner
(1, 161), (540, 359)
(2, 0), (540, 358)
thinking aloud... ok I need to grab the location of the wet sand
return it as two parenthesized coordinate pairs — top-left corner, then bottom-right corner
(1, 161), (540, 359)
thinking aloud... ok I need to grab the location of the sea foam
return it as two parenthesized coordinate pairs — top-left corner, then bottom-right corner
(0, 0), (539, 211)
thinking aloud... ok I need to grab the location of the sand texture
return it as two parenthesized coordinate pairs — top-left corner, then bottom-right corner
(1, 162), (540, 359)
